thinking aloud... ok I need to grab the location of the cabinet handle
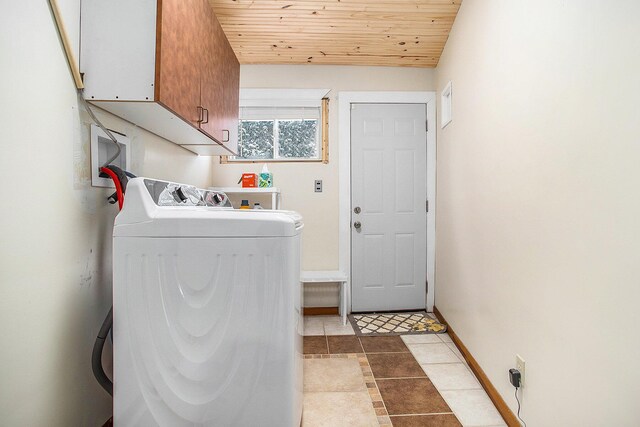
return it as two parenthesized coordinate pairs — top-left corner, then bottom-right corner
(222, 129), (229, 142)
(202, 108), (209, 124)
(196, 106), (204, 124)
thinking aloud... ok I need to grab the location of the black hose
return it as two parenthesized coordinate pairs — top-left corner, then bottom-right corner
(92, 306), (113, 396)
(106, 169), (136, 205)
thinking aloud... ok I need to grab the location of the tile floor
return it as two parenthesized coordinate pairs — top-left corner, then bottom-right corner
(302, 315), (506, 427)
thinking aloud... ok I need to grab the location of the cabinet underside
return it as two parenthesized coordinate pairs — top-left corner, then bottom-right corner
(91, 101), (235, 155)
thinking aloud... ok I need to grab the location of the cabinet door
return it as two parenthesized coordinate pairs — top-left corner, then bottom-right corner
(220, 30), (240, 154)
(200, 6), (240, 150)
(198, 3), (222, 140)
(155, 0), (205, 127)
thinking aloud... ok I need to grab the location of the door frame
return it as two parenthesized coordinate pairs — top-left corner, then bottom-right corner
(338, 91), (436, 313)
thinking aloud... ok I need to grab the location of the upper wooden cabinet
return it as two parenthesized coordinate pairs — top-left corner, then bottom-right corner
(81, 0), (239, 156)
(195, 1), (239, 146)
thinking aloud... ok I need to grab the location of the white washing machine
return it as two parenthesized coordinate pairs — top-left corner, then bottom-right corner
(112, 178), (303, 426)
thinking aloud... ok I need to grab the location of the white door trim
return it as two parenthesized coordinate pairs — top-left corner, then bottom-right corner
(338, 91), (436, 312)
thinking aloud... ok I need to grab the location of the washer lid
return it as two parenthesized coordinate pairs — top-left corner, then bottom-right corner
(113, 178), (303, 238)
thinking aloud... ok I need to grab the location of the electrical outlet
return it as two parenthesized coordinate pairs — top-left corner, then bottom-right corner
(314, 180), (323, 192)
(515, 354), (525, 387)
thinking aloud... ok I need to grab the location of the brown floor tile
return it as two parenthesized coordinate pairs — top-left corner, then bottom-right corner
(389, 414), (461, 427)
(360, 336), (409, 353)
(376, 378), (450, 415)
(367, 353), (426, 379)
(304, 336), (328, 354)
(328, 335), (365, 354)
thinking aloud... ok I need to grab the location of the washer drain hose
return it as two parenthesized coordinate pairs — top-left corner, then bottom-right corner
(92, 306), (113, 396)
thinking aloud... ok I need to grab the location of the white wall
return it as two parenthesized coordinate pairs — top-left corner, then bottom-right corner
(213, 65), (435, 307)
(434, 1), (640, 425)
(0, 2), (214, 425)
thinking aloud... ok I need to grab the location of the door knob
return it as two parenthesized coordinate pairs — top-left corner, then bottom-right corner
(354, 221), (362, 230)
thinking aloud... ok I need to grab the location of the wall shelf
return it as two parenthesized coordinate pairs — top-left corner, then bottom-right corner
(209, 187), (281, 210)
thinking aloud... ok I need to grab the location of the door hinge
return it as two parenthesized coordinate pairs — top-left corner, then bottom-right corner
(426, 200), (429, 212)
(426, 120), (429, 132)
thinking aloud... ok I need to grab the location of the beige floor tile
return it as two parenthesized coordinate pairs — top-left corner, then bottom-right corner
(323, 316), (355, 335)
(304, 317), (325, 336)
(304, 358), (367, 392)
(420, 363), (481, 391)
(445, 342), (467, 363)
(302, 391), (379, 427)
(440, 389), (505, 427)
(401, 334), (442, 344)
(408, 343), (460, 364)
(439, 332), (454, 343)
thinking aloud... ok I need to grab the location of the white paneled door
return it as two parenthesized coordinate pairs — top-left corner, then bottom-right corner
(351, 103), (428, 312)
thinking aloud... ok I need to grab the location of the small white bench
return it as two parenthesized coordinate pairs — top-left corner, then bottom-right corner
(300, 270), (348, 325)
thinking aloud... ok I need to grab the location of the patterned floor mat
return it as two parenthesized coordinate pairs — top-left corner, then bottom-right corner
(348, 311), (447, 336)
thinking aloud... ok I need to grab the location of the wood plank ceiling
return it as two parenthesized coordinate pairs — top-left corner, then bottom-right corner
(208, 0), (461, 67)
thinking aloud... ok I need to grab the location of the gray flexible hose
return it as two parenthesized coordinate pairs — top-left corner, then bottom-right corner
(92, 306), (113, 396)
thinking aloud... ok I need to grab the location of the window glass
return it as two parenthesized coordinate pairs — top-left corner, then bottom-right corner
(238, 120), (274, 159)
(277, 119), (318, 158)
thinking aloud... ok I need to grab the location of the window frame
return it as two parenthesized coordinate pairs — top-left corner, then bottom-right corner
(221, 97), (329, 164)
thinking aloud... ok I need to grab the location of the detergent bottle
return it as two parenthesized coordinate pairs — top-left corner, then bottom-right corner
(259, 164), (273, 188)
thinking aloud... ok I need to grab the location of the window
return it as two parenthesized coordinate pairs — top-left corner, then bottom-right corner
(224, 89), (329, 163)
(237, 106), (321, 160)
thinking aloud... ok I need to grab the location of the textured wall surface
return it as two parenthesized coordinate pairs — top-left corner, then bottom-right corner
(434, 1), (640, 425)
